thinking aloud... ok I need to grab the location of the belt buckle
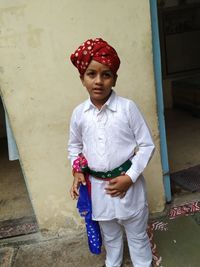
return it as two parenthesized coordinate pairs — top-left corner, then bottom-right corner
(106, 172), (112, 178)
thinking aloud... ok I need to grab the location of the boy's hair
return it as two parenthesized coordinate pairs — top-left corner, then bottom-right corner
(70, 38), (120, 75)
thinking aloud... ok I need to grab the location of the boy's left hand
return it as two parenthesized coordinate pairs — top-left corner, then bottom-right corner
(105, 175), (133, 198)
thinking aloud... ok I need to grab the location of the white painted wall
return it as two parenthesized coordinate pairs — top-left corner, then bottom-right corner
(0, 0), (165, 233)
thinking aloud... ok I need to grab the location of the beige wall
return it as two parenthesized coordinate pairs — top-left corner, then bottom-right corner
(0, 98), (6, 138)
(0, 0), (165, 233)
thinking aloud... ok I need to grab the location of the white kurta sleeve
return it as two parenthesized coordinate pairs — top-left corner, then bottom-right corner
(125, 101), (155, 183)
(68, 109), (83, 166)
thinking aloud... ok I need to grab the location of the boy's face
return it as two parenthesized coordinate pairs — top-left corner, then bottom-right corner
(80, 60), (117, 109)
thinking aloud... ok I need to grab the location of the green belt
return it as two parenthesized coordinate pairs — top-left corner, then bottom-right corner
(81, 159), (132, 179)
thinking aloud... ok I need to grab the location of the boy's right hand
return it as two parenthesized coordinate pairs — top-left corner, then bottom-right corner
(70, 172), (86, 200)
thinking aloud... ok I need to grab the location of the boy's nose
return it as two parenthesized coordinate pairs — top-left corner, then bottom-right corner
(95, 74), (103, 84)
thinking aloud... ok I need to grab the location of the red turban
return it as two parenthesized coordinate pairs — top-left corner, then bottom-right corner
(70, 38), (120, 75)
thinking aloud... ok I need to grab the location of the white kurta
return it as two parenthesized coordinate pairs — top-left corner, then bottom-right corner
(68, 90), (155, 221)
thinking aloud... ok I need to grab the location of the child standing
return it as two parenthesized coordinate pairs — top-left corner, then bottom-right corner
(68, 38), (155, 267)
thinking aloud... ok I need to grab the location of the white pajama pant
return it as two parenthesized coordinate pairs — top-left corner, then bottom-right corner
(99, 206), (152, 267)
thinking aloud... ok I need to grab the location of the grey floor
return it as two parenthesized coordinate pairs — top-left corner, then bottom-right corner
(0, 138), (34, 221)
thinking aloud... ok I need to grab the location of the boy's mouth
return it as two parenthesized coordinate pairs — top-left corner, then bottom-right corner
(93, 88), (104, 93)
(93, 86), (104, 90)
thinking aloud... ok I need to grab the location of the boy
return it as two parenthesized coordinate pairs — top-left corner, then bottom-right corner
(68, 38), (155, 267)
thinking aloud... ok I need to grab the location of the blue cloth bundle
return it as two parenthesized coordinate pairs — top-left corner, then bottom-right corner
(77, 184), (102, 254)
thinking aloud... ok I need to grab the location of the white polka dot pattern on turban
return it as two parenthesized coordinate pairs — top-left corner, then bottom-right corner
(70, 38), (120, 75)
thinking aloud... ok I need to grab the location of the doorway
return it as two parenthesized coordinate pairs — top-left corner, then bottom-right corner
(0, 97), (38, 239)
(157, 0), (200, 196)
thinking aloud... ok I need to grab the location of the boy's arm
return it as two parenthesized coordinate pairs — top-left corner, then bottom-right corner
(105, 101), (155, 197)
(68, 110), (85, 199)
(68, 110), (83, 165)
(125, 101), (155, 183)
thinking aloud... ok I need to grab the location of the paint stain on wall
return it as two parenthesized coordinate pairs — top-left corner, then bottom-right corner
(0, 66), (4, 74)
(27, 25), (43, 48)
(0, 5), (26, 26)
(0, 5), (43, 48)
(0, 27), (43, 48)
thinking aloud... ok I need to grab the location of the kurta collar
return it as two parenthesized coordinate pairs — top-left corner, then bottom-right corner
(83, 90), (117, 112)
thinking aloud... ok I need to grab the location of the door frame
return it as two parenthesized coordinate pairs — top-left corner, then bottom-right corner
(149, 0), (172, 202)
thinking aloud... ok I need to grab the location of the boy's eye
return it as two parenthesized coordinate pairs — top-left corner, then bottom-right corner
(85, 70), (113, 79)
(86, 71), (96, 77)
(102, 72), (112, 78)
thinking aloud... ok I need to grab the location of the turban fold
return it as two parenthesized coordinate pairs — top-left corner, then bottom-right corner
(70, 38), (120, 75)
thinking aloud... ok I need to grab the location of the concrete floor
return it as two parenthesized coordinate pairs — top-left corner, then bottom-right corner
(0, 138), (34, 221)
(1, 195), (200, 267)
